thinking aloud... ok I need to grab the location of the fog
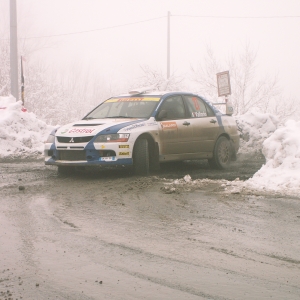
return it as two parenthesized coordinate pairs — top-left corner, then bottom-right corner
(0, 0), (300, 122)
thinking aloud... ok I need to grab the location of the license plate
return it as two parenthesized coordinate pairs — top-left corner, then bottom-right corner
(100, 157), (116, 161)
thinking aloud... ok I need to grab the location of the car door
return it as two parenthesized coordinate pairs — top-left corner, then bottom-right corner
(157, 95), (193, 155)
(183, 95), (219, 153)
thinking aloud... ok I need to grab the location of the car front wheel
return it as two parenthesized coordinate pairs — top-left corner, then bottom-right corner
(208, 136), (231, 169)
(133, 138), (150, 176)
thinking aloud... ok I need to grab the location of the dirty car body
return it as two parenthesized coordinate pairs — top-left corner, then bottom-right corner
(44, 91), (239, 175)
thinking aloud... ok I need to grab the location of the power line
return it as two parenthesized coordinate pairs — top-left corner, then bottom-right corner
(173, 14), (300, 19)
(1, 16), (166, 41)
(1, 13), (299, 41)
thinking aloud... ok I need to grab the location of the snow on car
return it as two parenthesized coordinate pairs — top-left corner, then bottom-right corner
(44, 90), (240, 175)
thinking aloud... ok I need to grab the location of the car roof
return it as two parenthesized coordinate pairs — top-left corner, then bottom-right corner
(107, 90), (222, 115)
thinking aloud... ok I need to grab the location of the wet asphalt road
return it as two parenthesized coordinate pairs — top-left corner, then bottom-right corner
(0, 156), (300, 300)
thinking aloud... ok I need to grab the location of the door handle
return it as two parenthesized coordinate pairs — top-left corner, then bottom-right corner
(210, 119), (217, 124)
(183, 121), (190, 126)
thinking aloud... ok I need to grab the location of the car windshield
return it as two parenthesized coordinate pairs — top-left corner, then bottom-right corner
(84, 97), (160, 119)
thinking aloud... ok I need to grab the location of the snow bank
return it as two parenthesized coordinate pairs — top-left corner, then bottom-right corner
(0, 96), (55, 159)
(235, 109), (280, 154)
(246, 120), (300, 196)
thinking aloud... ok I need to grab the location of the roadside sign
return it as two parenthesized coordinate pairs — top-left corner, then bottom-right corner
(216, 71), (231, 97)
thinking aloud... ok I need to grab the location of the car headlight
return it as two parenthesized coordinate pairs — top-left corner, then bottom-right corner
(94, 133), (130, 143)
(45, 134), (55, 143)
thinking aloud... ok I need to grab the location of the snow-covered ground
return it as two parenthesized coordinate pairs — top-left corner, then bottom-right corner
(1, 96), (299, 197)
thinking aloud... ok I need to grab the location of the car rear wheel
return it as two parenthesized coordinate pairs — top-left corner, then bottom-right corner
(208, 136), (231, 169)
(133, 138), (149, 176)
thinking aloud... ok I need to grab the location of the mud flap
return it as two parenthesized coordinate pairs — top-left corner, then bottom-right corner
(230, 140), (237, 161)
(150, 142), (160, 171)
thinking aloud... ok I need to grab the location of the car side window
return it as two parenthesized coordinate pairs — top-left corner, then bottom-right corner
(204, 102), (215, 117)
(184, 96), (214, 118)
(158, 96), (186, 120)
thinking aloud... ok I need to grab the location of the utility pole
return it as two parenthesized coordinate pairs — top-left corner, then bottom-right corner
(10, 0), (18, 101)
(167, 11), (170, 79)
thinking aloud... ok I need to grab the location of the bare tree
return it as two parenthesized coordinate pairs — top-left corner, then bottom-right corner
(190, 47), (220, 100)
(190, 44), (298, 118)
(0, 30), (114, 125)
(132, 65), (185, 91)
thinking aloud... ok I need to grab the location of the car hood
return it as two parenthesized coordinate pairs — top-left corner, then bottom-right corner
(55, 118), (142, 137)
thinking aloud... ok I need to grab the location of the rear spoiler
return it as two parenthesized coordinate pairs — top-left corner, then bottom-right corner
(128, 84), (157, 95)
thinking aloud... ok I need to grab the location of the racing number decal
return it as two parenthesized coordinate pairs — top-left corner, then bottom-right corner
(192, 97), (200, 110)
(192, 112), (207, 118)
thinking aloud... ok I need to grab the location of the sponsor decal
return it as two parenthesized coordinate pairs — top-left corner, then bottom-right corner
(117, 98), (143, 102)
(124, 122), (146, 131)
(68, 128), (95, 134)
(119, 145), (129, 148)
(119, 152), (129, 156)
(99, 157), (116, 161)
(105, 97), (160, 103)
(160, 121), (177, 130)
(146, 121), (158, 126)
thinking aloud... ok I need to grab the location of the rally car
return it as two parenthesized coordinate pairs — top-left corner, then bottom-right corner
(44, 90), (239, 175)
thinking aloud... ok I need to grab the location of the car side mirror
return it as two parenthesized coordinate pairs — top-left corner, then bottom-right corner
(226, 101), (234, 115)
(156, 110), (167, 121)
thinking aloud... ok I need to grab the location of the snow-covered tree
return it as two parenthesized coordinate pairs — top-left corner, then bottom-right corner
(0, 40), (10, 96)
(131, 65), (185, 91)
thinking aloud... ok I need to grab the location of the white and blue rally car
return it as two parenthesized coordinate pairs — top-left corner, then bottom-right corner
(44, 90), (239, 175)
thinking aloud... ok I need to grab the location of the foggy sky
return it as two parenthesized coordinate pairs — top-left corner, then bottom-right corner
(1, 0), (300, 98)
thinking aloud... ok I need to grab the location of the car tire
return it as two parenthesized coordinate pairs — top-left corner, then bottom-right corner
(57, 166), (74, 175)
(133, 138), (150, 176)
(208, 136), (231, 169)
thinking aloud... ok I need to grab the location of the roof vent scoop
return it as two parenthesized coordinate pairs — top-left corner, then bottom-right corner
(128, 84), (157, 95)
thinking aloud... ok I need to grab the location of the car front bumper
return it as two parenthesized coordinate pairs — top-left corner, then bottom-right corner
(44, 142), (133, 166)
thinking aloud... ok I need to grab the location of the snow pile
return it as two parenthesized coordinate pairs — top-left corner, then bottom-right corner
(164, 111), (300, 197)
(235, 109), (279, 154)
(0, 96), (55, 159)
(246, 120), (300, 196)
(183, 175), (192, 182)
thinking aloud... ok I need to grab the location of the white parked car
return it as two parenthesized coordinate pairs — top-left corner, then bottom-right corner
(44, 90), (239, 175)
